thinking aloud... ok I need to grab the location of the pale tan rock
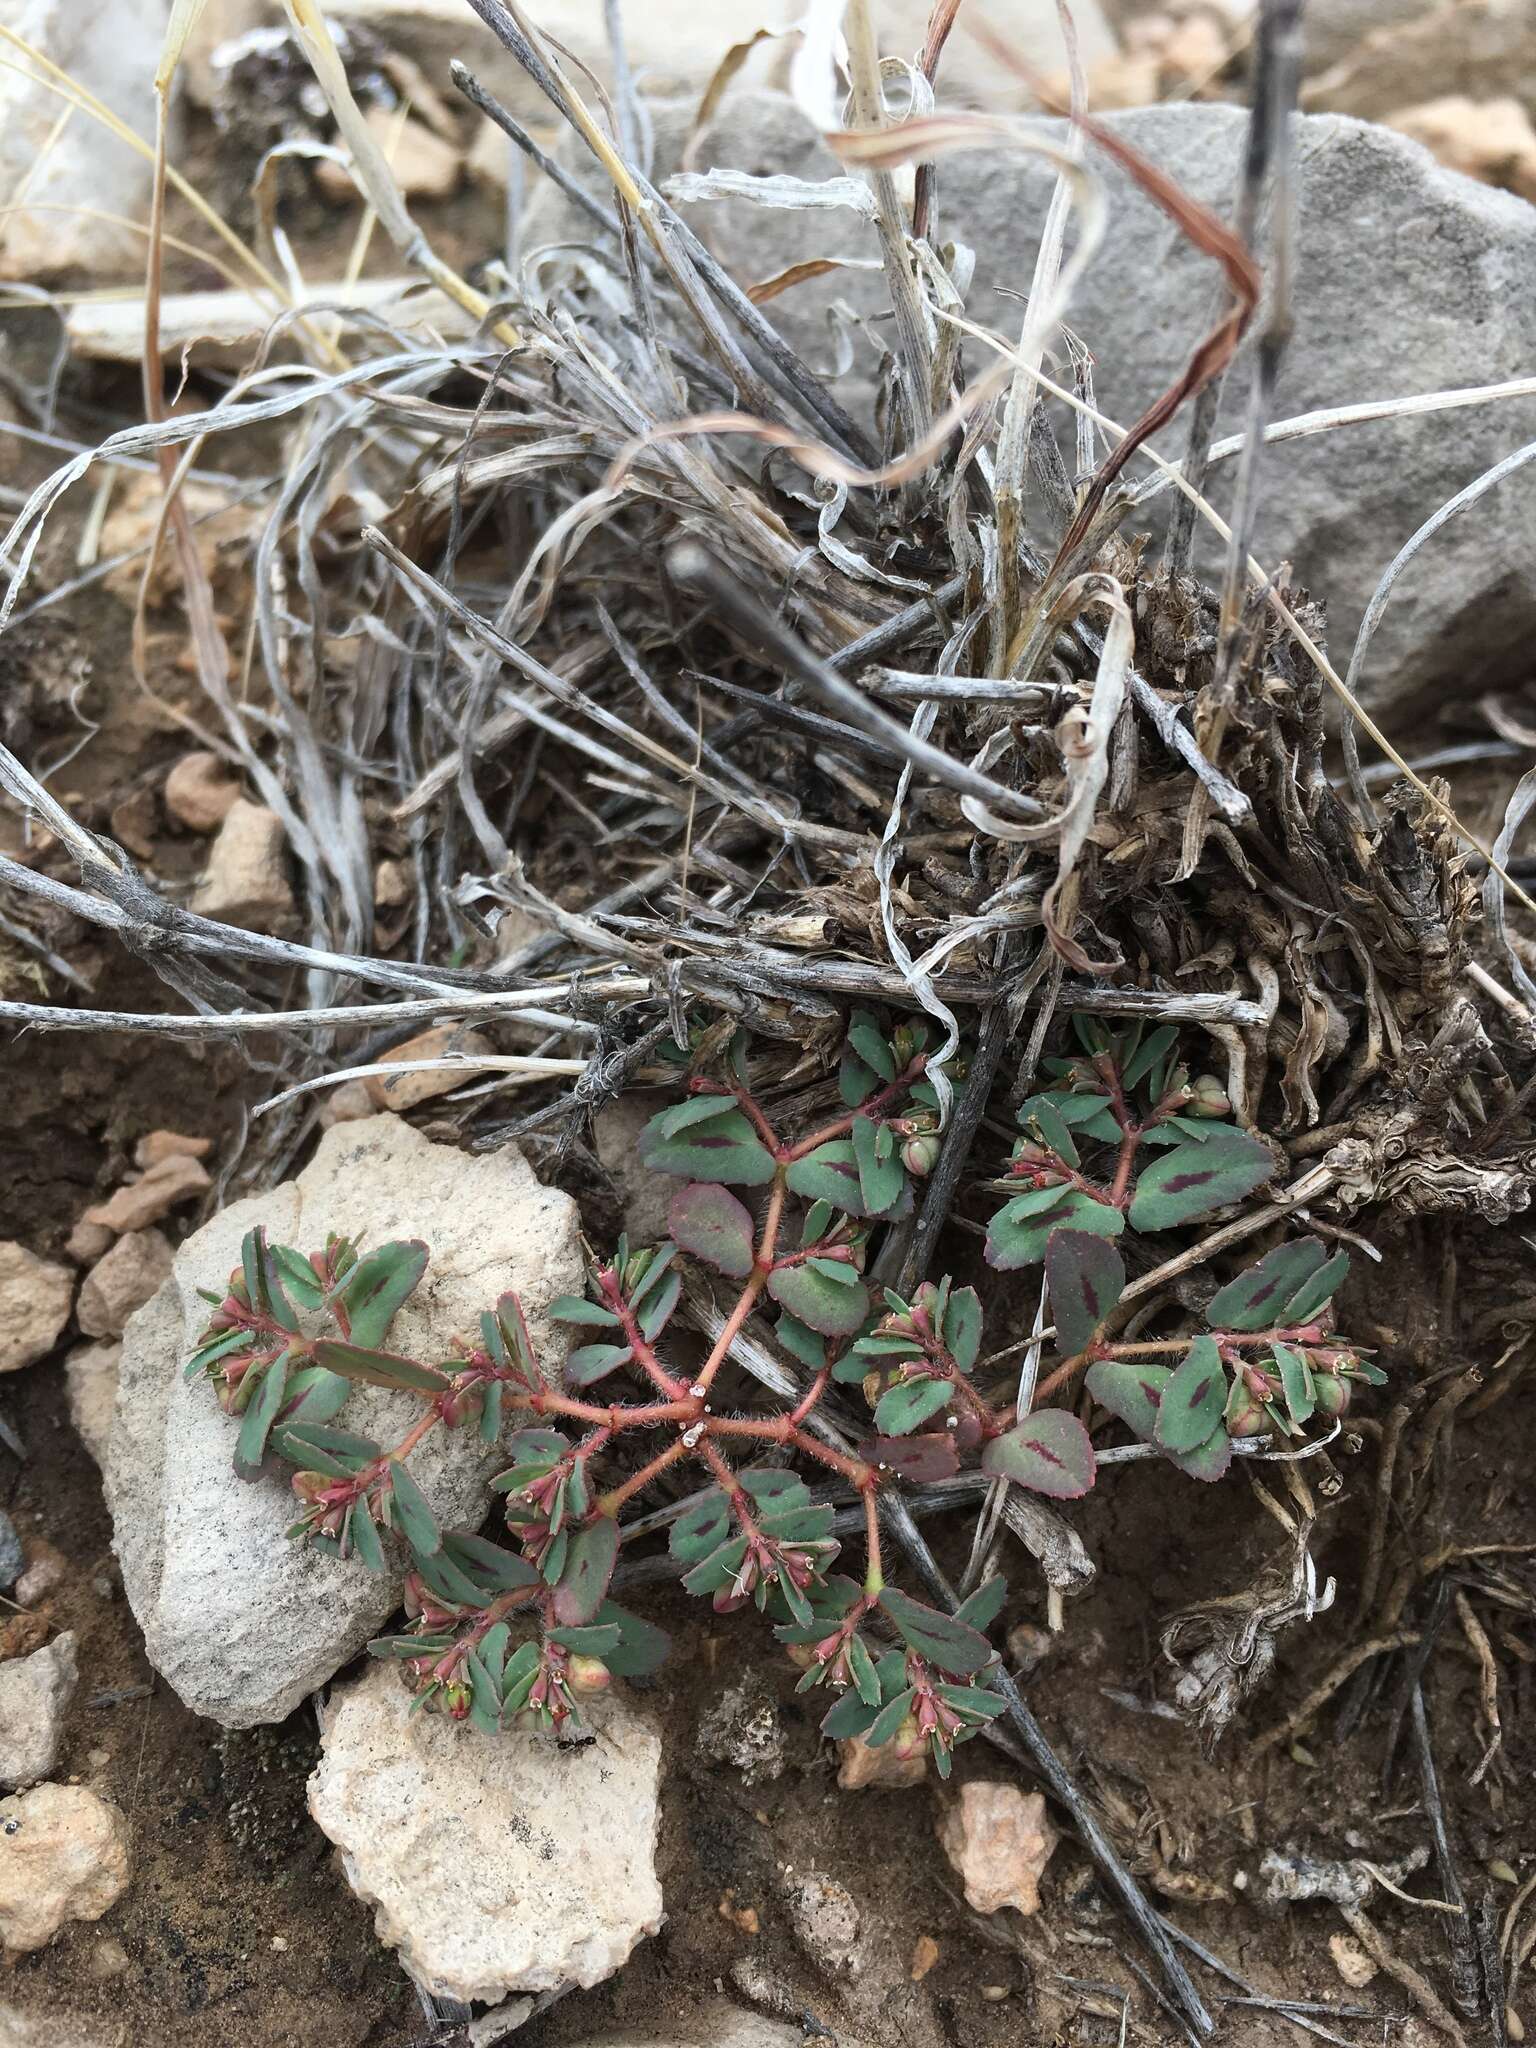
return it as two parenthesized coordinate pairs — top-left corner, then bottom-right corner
(65, 1220), (115, 1265)
(364, 1026), (494, 1110)
(318, 1079), (378, 1127)
(0, 1635), (78, 1792)
(373, 858), (411, 909)
(1329, 1932), (1379, 1989)
(309, 1662), (661, 2002)
(191, 800), (294, 932)
(316, 105), (462, 202)
(0, 1244), (74, 1374)
(77, 1232), (174, 1341)
(84, 1154), (211, 1234)
(779, 1868), (862, 1980)
(133, 1130), (213, 1170)
(0, 1784), (130, 1953)
(1388, 94), (1536, 201)
(937, 1783), (1058, 1917)
(13, 1542), (67, 1607)
(65, 1343), (121, 1470)
(836, 1731), (927, 1791)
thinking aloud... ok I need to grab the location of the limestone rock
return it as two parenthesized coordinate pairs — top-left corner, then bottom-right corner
(836, 1730), (927, 1791)
(0, 1785), (130, 1954)
(107, 1115), (582, 1727)
(84, 1154), (211, 1234)
(364, 1025), (494, 1110)
(133, 1130), (213, 1170)
(77, 1231), (173, 1341)
(1388, 93), (1536, 200)
(64, 1220), (115, 1265)
(0, 1635), (78, 1792)
(779, 1868), (861, 1980)
(0, 1244), (73, 1373)
(163, 750), (240, 833)
(13, 1542), (67, 1607)
(307, 1660), (663, 2004)
(65, 1343), (121, 1471)
(697, 1679), (785, 1786)
(937, 1782), (1058, 1917)
(316, 106), (460, 201)
(552, 93), (1536, 721)
(0, 0), (170, 280)
(191, 799), (294, 931)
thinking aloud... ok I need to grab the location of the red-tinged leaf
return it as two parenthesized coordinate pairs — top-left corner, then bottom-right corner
(873, 1374), (954, 1436)
(767, 1260), (870, 1336)
(857, 1432), (960, 1483)
(552, 1516), (620, 1625)
(1206, 1238), (1329, 1333)
(639, 1105), (776, 1186)
(1085, 1359), (1171, 1441)
(1046, 1230), (1126, 1354)
(877, 1587), (992, 1675)
(668, 1182), (755, 1278)
(986, 1186), (1123, 1271)
(1128, 1129), (1274, 1232)
(1154, 1335), (1228, 1452)
(313, 1338), (450, 1394)
(336, 1240), (428, 1349)
(784, 1140), (867, 1217)
(942, 1286), (982, 1374)
(981, 1408), (1096, 1499)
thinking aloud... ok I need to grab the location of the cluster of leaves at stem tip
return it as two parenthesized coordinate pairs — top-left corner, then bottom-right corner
(184, 1011), (1383, 1772)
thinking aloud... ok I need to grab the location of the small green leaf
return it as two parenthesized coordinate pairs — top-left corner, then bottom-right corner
(1206, 1238), (1330, 1333)
(337, 1241), (428, 1349)
(938, 1682), (1007, 1724)
(552, 1517), (620, 1625)
(822, 1688), (881, 1740)
(565, 1341), (634, 1387)
(348, 1496), (386, 1573)
(1278, 1250), (1350, 1325)
(986, 1186), (1124, 1271)
(388, 1461), (441, 1557)
(1273, 1340), (1316, 1426)
(681, 1533), (748, 1597)
(637, 1268), (681, 1340)
(1155, 1336), (1229, 1453)
(275, 1364), (350, 1430)
(548, 1295), (622, 1327)
(501, 1640), (543, 1710)
(313, 1339), (450, 1394)
(768, 1261), (870, 1336)
(1085, 1359), (1171, 1441)
(852, 1114), (904, 1216)
(1128, 1129), (1274, 1232)
(1020, 1090), (1120, 1142)
(669, 1182), (756, 1278)
(848, 1011), (896, 1083)
(1025, 1095), (1080, 1169)
(1167, 1427), (1233, 1483)
(981, 1408), (1096, 1499)
(954, 1576), (1008, 1634)
(442, 1532), (539, 1589)
(877, 1588), (992, 1676)
(1046, 1230), (1126, 1354)
(777, 1313), (827, 1370)
(866, 1687), (918, 1747)
(270, 1245), (326, 1311)
(639, 1105), (776, 1186)
(546, 1622), (623, 1654)
(848, 1631), (881, 1707)
(785, 1140), (866, 1216)
(234, 1351), (290, 1479)
(1121, 1024), (1179, 1093)
(670, 1488), (733, 1563)
(943, 1286), (982, 1374)
(596, 1599), (672, 1676)
(873, 1374), (954, 1436)
(465, 1648), (502, 1733)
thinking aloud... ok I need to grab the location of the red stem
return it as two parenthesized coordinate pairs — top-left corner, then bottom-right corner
(784, 1055), (928, 1161)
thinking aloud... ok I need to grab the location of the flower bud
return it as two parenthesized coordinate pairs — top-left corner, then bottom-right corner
(1187, 1074), (1231, 1118)
(567, 1655), (612, 1694)
(784, 1642), (819, 1673)
(890, 1714), (925, 1761)
(291, 1470), (331, 1502)
(902, 1133), (941, 1176)
(1228, 1401), (1268, 1439)
(1013, 1139), (1051, 1165)
(1312, 1373), (1351, 1416)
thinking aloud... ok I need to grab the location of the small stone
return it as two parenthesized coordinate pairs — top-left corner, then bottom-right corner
(1328, 1932), (1378, 1990)
(84, 1154), (212, 1234)
(980, 1983), (1011, 2003)
(163, 750), (240, 832)
(88, 1936), (131, 1979)
(910, 1933), (940, 1982)
(363, 1025), (494, 1110)
(938, 1783), (1058, 1918)
(697, 1680), (786, 1787)
(836, 1731), (927, 1792)
(133, 1130), (213, 1171)
(373, 858), (411, 909)
(0, 1634), (79, 1792)
(1006, 1621), (1056, 1676)
(87, 1751), (110, 1770)
(1510, 2006), (1527, 2044)
(0, 1783), (131, 1953)
(191, 800), (294, 932)
(66, 1342), (122, 1470)
(316, 105), (462, 201)
(0, 1514), (23, 1591)
(77, 1231), (173, 1340)
(318, 1078), (377, 1127)
(308, 1662), (661, 2003)
(0, 1242), (75, 1373)
(14, 1541), (67, 1606)
(1388, 94), (1536, 203)
(779, 1868), (861, 1980)
(65, 1220), (116, 1265)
